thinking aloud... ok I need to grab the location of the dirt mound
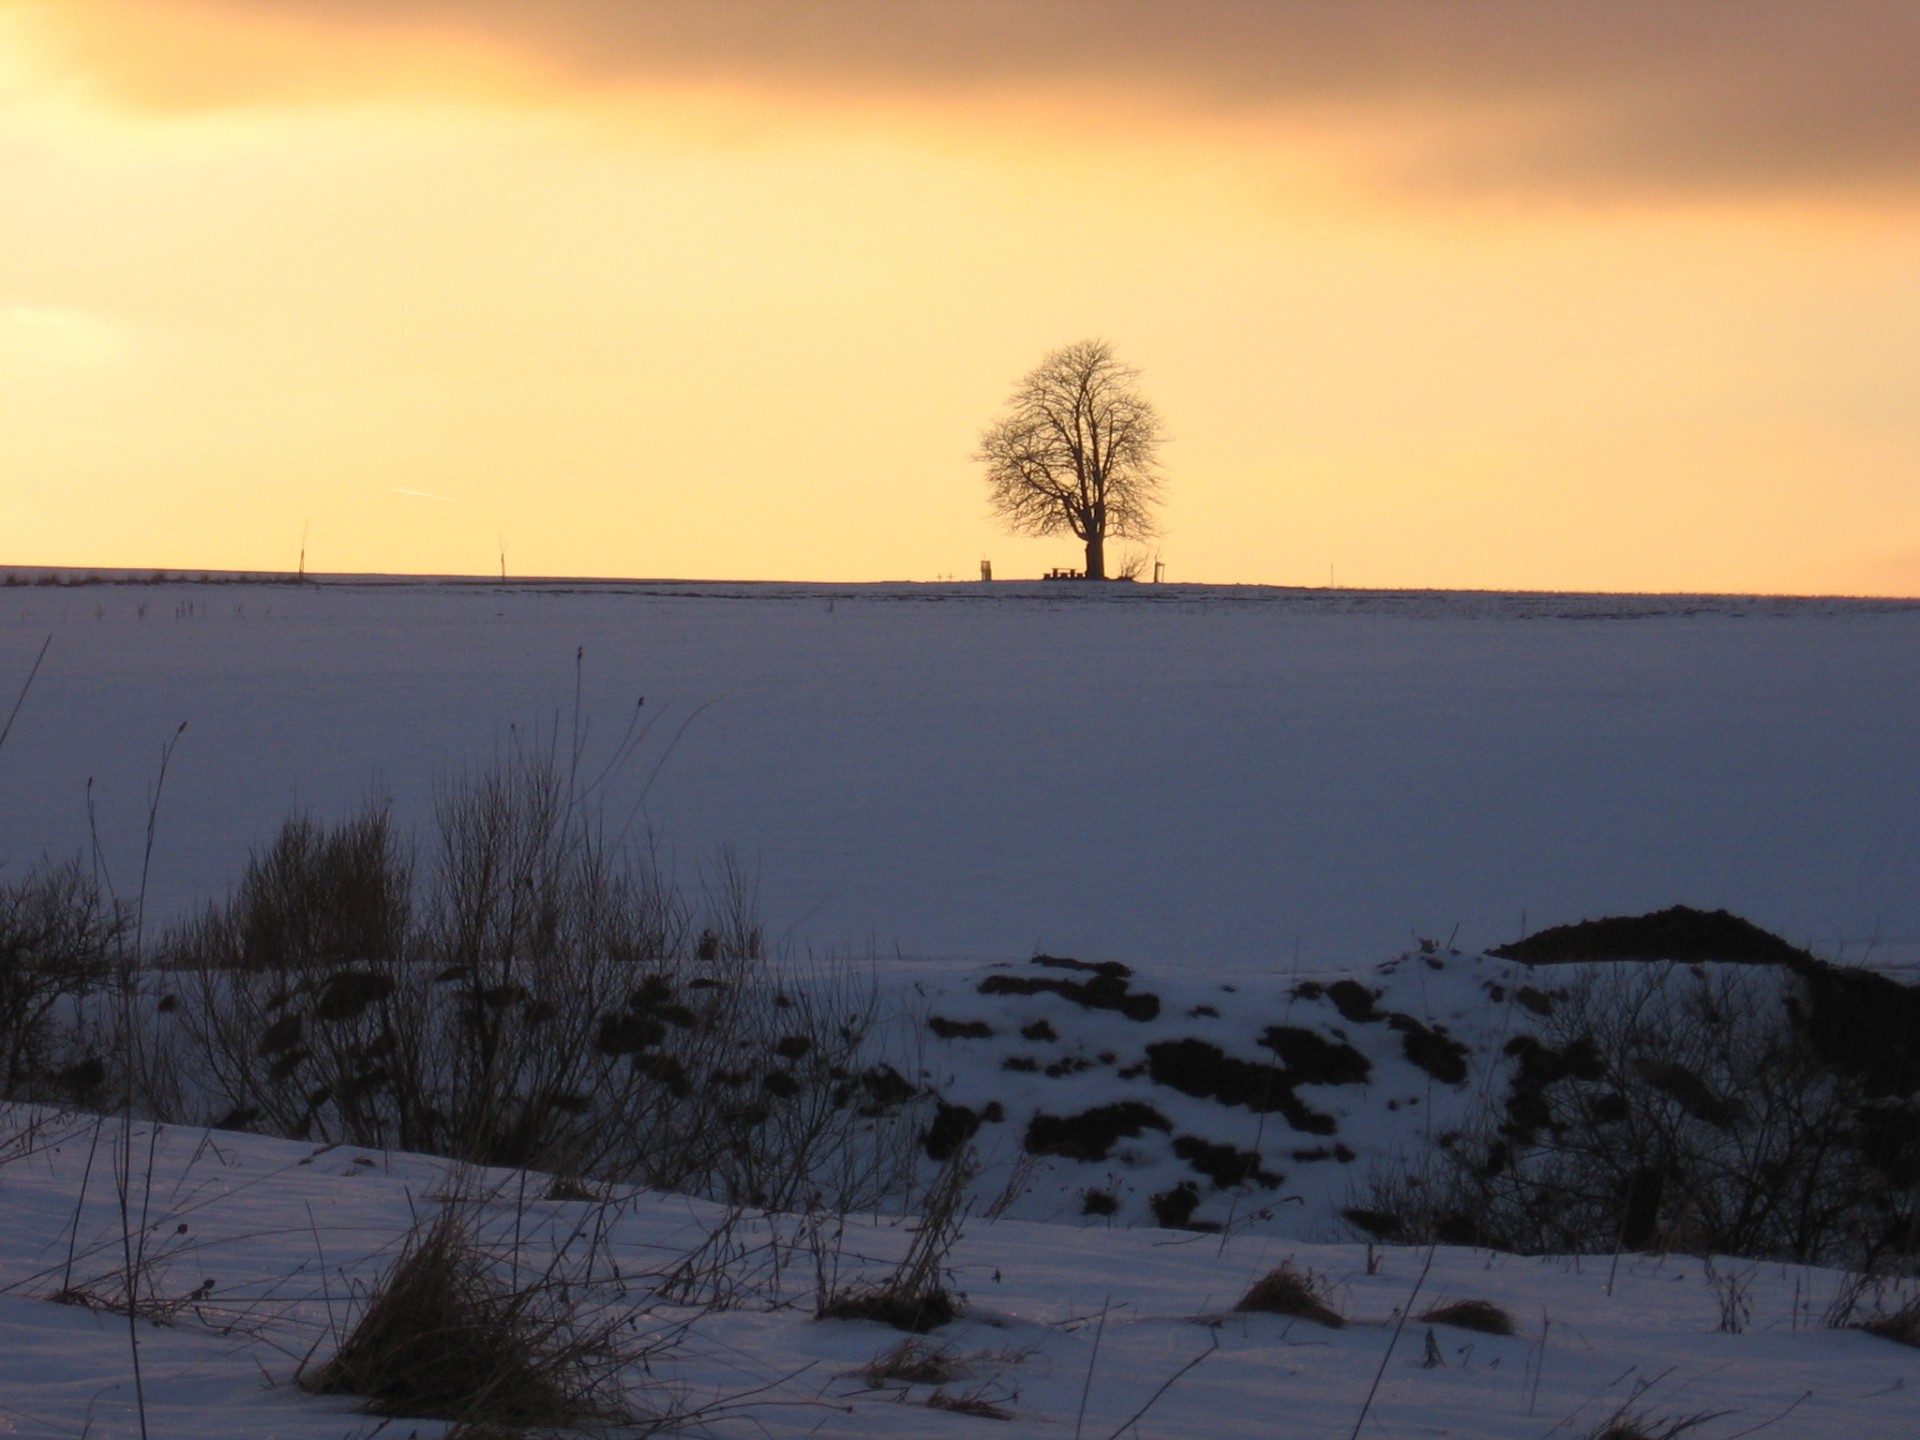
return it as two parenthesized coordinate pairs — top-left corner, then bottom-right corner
(1490, 905), (1815, 968)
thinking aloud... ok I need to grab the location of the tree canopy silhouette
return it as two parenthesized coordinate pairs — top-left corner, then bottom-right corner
(976, 339), (1165, 580)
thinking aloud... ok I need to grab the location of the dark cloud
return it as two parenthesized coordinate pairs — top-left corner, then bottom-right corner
(44, 0), (1920, 199)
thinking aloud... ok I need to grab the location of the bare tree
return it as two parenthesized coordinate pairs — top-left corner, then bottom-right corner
(976, 339), (1165, 580)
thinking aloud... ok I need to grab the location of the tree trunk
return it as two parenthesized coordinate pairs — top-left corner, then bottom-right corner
(1084, 532), (1105, 580)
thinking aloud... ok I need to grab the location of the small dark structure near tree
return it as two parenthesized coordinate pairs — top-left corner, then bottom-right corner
(977, 339), (1165, 580)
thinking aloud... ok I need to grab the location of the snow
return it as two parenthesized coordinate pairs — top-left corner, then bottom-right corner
(3, 1109), (1916, 1438)
(4, 578), (1918, 971)
(3, 575), (1919, 1437)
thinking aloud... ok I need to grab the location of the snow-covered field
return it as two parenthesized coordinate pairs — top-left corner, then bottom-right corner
(5, 577), (1918, 970)
(3, 575), (1919, 1438)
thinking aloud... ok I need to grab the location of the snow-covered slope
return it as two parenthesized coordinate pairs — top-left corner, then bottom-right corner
(3, 1084), (1916, 1438)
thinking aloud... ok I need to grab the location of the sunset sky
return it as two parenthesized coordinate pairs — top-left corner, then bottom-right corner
(3, 1), (1916, 593)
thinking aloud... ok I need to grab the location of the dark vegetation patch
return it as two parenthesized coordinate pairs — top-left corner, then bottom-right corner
(1172, 1134), (1281, 1189)
(1023, 1102), (1171, 1162)
(1187, 1004), (1218, 1018)
(1043, 1056), (1094, 1078)
(1001, 1056), (1038, 1073)
(923, 1102), (982, 1162)
(1019, 1019), (1057, 1042)
(977, 966), (1161, 1022)
(1387, 1014), (1470, 1085)
(927, 1016), (994, 1040)
(1081, 1189), (1119, 1217)
(1258, 1026), (1371, 1086)
(1143, 1039), (1337, 1135)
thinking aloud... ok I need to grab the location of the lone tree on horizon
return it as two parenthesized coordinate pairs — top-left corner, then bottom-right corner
(976, 339), (1165, 580)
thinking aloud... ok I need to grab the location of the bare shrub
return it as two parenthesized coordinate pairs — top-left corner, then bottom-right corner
(1352, 962), (1914, 1269)
(1232, 1262), (1344, 1327)
(0, 857), (123, 1102)
(161, 743), (926, 1213)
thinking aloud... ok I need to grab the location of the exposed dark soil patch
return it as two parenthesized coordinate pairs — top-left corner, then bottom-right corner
(1387, 1014), (1470, 1085)
(1500, 1034), (1607, 1141)
(1326, 980), (1381, 1024)
(923, 1102), (983, 1162)
(978, 965), (1161, 1022)
(1172, 1135), (1281, 1189)
(1259, 1026), (1372, 1086)
(1019, 1019), (1058, 1042)
(1289, 1144), (1355, 1163)
(1343, 1206), (1405, 1241)
(928, 1016), (994, 1040)
(1023, 1101), (1172, 1162)
(1150, 1182), (1215, 1230)
(1514, 986), (1556, 1016)
(1491, 905), (1814, 967)
(1420, 1299), (1515, 1336)
(1143, 1039), (1337, 1135)
(1499, 905), (1920, 1111)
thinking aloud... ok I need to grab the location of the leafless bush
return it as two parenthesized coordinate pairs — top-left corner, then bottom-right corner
(159, 743), (926, 1212)
(0, 857), (123, 1103)
(1350, 962), (1914, 1269)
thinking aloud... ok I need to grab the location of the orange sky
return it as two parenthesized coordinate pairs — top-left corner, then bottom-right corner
(3, 0), (1916, 593)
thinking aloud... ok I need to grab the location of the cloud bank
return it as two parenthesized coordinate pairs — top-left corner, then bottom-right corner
(21, 0), (1920, 201)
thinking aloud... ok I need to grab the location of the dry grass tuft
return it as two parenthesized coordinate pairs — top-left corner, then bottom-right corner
(818, 1285), (960, 1334)
(862, 1338), (966, 1387)
(1232, 1262), (1344, 1328)
(1586, 1413), (1722, 1440)
(1417, 1298), (1515, 1335)
(1859, 1294), (1920, 1348)
(303, 1207), (628, 1428)
(927, 1387), (1014, 1421)
(818, 1151), (971, 1334)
